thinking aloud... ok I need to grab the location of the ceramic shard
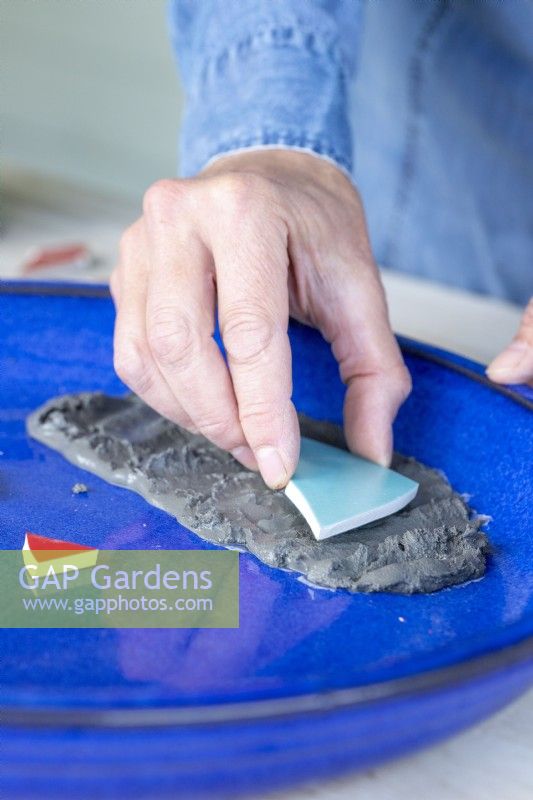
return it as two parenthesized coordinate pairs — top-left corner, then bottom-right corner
(285, 436), (419, 539)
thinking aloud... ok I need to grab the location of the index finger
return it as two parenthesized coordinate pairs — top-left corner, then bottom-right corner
(212, 216), (300, 489)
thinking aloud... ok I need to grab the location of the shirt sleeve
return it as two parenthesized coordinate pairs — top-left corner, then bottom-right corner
(167, 0), (363, 177)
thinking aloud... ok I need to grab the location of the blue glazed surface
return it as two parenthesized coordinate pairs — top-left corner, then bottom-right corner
(0, 285), (532, 796)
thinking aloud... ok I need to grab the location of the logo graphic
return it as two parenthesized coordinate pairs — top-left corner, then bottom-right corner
(22, 531), (99, 577)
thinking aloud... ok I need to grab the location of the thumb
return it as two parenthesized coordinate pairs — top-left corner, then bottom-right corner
(321, 274), (411, 466)
(487, 297), (533, 386)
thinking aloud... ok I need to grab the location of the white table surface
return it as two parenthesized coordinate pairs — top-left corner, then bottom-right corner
(2, 168), (531, 800)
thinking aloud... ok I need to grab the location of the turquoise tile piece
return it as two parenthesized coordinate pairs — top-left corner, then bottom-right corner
(285, 437), (419, 540)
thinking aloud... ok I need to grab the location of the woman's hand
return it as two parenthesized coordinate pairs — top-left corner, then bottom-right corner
(487, 297), (533, 387)
(111, 150), (411, 489)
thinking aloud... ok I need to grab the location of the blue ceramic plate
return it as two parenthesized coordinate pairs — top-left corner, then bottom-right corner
(1, 282), (532, 799)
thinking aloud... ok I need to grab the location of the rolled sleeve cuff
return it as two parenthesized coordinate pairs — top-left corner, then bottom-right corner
(178, 24), (354, 177)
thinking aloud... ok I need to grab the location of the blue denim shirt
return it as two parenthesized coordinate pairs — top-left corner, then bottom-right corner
(168, 0), (532, 304)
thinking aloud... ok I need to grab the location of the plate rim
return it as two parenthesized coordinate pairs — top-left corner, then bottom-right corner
(2, 279), (531, 409)
(3, 637), (532, 729)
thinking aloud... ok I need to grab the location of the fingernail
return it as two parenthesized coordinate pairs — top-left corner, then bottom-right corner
(487, 340), (528, 378)
(255, 446), (288, 490)
(372, 428), (393, 468)
(231, 446), (258, 471)
(376, 452), (392, 468)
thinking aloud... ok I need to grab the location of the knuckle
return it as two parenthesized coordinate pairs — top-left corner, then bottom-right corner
(238, 399), (277, 431)
(147, 307), (196, 368)
(222, 309), (276, 365)
(213, 173), (270, 218)
(396, 367), (413, 401)
(114, 341), (152, 395)
(142, 179), (183, 220)
(118, 225), (136, 258)
(196, 416), (235, 443)
(385, 362), (412, 405)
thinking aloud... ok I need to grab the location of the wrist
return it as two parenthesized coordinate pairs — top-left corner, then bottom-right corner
(201, 146), (355, 196)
